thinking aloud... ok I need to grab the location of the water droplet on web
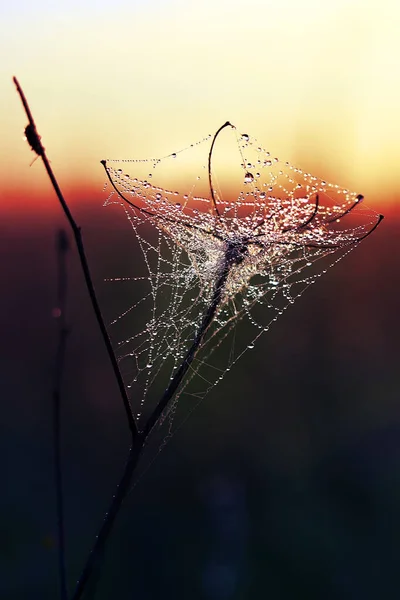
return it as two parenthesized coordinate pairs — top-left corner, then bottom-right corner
(171, 153), (177, 159)
(241, 134), (249, 142)
(259, 192), (266, 199)
(244, 172), (254, 183)
(248, 344), (254, 349)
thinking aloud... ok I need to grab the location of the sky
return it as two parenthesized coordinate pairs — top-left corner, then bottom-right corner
(2, 0), (400, 215)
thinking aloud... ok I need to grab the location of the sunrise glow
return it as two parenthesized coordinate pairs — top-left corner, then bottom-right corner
(1, 0), (399, 216)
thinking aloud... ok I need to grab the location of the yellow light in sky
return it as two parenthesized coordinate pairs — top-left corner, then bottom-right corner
(2, 0), (400, 211)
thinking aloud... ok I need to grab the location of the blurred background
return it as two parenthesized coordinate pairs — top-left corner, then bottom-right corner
(1, 0), (400, 598)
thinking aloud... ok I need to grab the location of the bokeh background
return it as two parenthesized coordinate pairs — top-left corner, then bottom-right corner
(1, 0), (400, 598)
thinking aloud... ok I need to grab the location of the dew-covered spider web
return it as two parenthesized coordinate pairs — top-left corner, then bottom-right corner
(102, 122), (382, 445)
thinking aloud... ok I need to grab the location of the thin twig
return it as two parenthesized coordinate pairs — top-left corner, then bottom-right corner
(13, 77), (141, 600)
(73, 283), (231, 599)
(208, 121), (232, 217)
(143, 264), (230, 438)
(71, 435), (144, 599)
(71, 261), (230, 600)
(53, 229), (70, 600)
(13, 77), (138, 440)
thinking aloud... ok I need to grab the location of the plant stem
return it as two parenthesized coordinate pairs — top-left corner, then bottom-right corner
(13, 77), (138, 440)
(71, 435), (145, 600)
(143, 264), (229, 438)
(72, 262), (229, 600)
(13, 77), (140, 599)
(53, 229), (70, 600)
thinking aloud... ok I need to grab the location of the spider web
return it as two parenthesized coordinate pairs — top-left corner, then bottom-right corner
(102, 124), (381, 442)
